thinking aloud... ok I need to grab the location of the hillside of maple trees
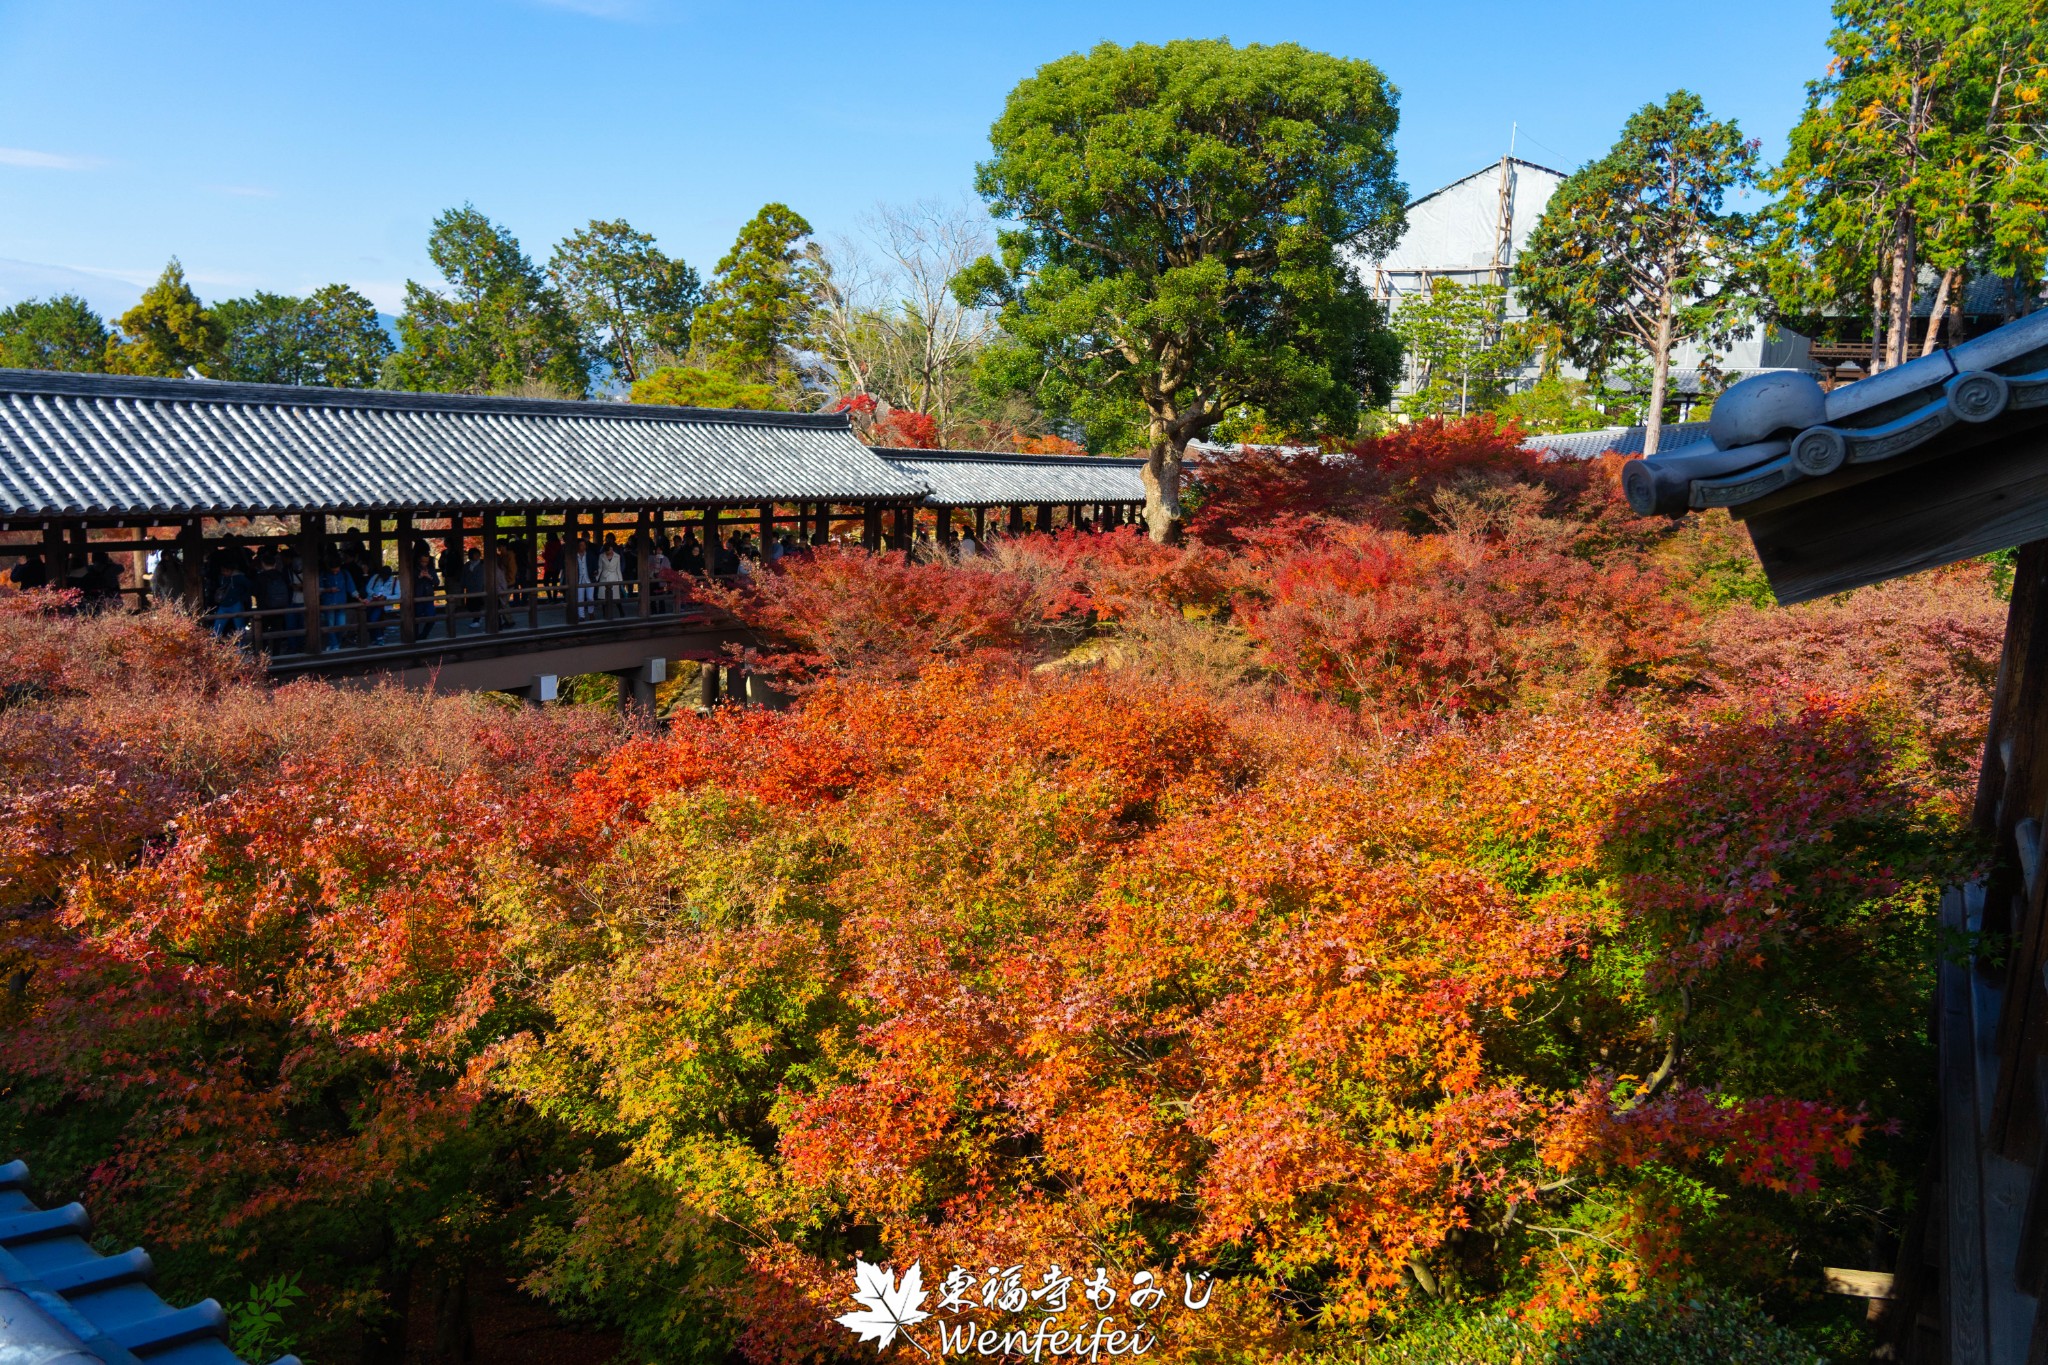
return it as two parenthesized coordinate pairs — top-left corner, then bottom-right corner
(0, 420), (2004, 1363)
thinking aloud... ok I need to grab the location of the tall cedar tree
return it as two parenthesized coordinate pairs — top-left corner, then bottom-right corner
(956, 39), (1406, 542)
(384, 206), (589, 397)
(215, 285), (394, 387)
(0, 294), (109, 371)
(692, 204), (826, 388)
(1515, 92), (1762, 456)
(1765, 0), (2048, 367)
(104, 260), (226, 378)
(548, 219), (702, 386)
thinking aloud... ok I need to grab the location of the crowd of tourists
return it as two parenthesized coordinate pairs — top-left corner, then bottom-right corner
(1, 511), (1124, 652)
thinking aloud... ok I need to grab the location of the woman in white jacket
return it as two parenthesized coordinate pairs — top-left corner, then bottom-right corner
(595, 536), (625, 619)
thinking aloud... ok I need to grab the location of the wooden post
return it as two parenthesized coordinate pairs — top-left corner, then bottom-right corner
(935, 506), (952, 545)
(562, 508), (580, 624)
(862, 506), (881, 551)
(397, 512), (417, 645)
(759, 501), (774, 558)
(637, 507), (653, 618)
(1008, 505), (1025, 536)
(524, 509), (540, 629)
(1035, 503), (1053, 533)
(481, 511), (501, 635)
(891, 506), (911, 551)
(704, 507), (721, 575)
(698, 657), (721, 709)
(300, 512), (325, 655)
(974, 506), (986, 541)
(178, 519), (204, 611)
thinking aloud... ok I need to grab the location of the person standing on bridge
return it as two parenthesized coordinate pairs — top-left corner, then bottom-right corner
(596, 535), (625, 619)
(542, 532), (563, 593)
(366, 560), (401, 643)
(318, 555), (354, 650)
(462, 548), (487, 631)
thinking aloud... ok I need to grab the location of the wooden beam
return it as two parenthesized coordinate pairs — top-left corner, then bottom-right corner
(1742, 416), (2048, 605)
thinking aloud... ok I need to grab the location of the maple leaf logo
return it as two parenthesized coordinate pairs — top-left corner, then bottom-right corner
(836, 1259), (932, 1355)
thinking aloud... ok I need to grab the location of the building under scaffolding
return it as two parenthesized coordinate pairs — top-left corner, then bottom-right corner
(1350, 156), (1811, 409)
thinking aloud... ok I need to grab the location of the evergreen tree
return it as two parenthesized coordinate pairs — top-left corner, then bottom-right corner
(1390, 282), (1527, 418)
(692, 203), (826, 385)
(216, 285), (393, 388)
(1764, 0), (2048, 366)
(1514, 91), (1762, 456)
(0, 295), (109, 372)
(104, 260), (226, 377)
(384, 206), (589, 397)
(958, 39), (1406, 542)
(548, 219), (700, 386)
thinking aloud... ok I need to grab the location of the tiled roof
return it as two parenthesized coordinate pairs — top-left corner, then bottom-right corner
(873, 448), (1147, 508)
(1523, 422), (1710, 460)
(0, 370), (929, 518)
(0, 1158), (287, 1364)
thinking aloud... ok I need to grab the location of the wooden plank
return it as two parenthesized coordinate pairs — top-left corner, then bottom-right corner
(1825, 1267), (1898, 1299)
(1743, 417), (2048, 605)
(2024, 821), (2043, 908)
(1947, 885), (1994, 1365)
(1973, 935), (2040, 1364)
(1987, 548), (2046, 831)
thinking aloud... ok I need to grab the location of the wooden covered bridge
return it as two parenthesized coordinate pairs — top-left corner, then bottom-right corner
(0, 369), (1145, 706)
(1631, 305), (2048, 1363)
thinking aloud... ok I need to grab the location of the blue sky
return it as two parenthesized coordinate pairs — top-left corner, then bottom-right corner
(0, 0), (1836, 317)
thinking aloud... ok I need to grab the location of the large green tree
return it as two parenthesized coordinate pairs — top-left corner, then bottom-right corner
(216, 285), (393, 387)
(0, 295), (109, 372)
(1765, 0), (2048, 367)
(692, 203), (826, 390)
(1514, 91), (1762, 456)
(548, 219), (701, 386)
(956, 38), (1405, 542)
(104, 260), (226, 378)
(384, 206), (589, 397)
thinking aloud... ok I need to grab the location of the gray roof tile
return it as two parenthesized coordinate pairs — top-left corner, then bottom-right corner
(0, 370), (929, 518)
(873, 447), (1147, 507)
(1522, 422), (1710, 461)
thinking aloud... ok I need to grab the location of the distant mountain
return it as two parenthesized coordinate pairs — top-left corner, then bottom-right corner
(0, 258), (143, 318)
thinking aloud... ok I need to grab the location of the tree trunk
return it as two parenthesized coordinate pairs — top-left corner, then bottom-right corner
(1870, 271), (1887, 374)
(1141, 436), (1186, 545)
(1887, 215), (1916, 371)
(1920, 268), (1956, 357)
(1643, 292), (1675, 457)
(431, 1264), (474, 1365)
(360, 1262), (413, 1365)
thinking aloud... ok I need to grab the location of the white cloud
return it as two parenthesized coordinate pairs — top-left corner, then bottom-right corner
(0, 146), (97, 171)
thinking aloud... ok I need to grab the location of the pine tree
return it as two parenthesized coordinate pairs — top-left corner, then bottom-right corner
(692, 203), (826, 385)
(104, 260), (226, 377)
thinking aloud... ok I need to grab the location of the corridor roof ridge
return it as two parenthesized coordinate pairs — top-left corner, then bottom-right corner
(0, 369), (930, 518)
(872, 446), (1147, 508)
